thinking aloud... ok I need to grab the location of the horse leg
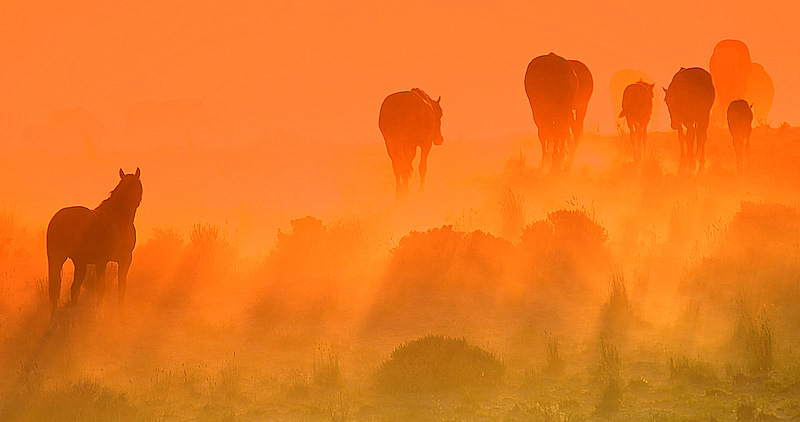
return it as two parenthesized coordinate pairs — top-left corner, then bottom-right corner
(70, 260), (88, 325)
(533, 113), (550, 168)
(391, 159), (406, 200)
(118, 255), (132, 320)
(696, 119), (709, 172)
(95, 261), (107, 318)
(733, 135), (743, 174)
(677, 126), (687, 172)
(628, 120), (637, 162)
(685, 125), (697, 172)
(642, 123), (648, 161)
(745, 133), (751, 171)
(48, 254), (66, 328)
(419, 144), (431, 192)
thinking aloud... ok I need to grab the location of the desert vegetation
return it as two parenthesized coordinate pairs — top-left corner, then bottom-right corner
(0, 125), (799, 421)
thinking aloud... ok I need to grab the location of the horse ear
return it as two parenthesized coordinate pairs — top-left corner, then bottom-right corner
(436, 96), (441, 104)
(135, 167), (141, 178)
(119, 168), (125, 179)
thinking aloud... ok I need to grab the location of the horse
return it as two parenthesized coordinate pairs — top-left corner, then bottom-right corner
(727, 99), (753, 173)
(664, 67), (715, 173)
(709, 39), (751, 127)
(46, 168), (142, 327)
(524, 52), (579, 171)
(619, 80), (655, 162)
(567, 59), (593, 162)
(378, 88), (444, 199)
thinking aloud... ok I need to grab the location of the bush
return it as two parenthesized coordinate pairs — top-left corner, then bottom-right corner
(383, 225), (513, 302)
(374, 335), (504, 393)
(520, 207), (609, 297)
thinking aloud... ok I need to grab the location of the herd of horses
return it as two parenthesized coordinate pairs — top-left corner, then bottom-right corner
(381, 40), (767, 196)
(45, 40), (766, 327)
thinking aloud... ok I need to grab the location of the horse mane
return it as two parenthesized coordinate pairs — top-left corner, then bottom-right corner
(410, 88), (434, 105)
(94, 178), (142, 222)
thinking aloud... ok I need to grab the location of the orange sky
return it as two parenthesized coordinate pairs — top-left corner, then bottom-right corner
(1, 0), (799, 150)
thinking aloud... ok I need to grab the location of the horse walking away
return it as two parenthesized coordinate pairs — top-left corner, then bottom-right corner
(378, 88), (444, 199)
(46, 168), (143, 327)
(619, 80), (655, 163)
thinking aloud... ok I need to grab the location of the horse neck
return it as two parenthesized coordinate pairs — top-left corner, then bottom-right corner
(94, 199), (137, 225)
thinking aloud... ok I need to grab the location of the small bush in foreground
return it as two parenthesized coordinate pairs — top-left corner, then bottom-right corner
(375, 335), (504, 393)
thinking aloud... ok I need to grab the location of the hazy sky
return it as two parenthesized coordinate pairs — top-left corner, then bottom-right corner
(2, 0), (798, 148)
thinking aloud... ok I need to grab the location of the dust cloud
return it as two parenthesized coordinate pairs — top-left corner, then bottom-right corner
(1, 121), (799, 419)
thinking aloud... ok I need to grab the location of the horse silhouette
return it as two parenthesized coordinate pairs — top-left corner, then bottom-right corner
(567, 59), (593, 161)
(524, 53), (578, 171)
(727, 100), (753, 173)
(745, 63), (775, 125)
(664, 67), (715, 172)
(610, 69), (659, 130)
(619, 81), (655, 162)
(378, 88), (443, 199)
(46, 168), (142, 327)
(709, 39), (751, 127)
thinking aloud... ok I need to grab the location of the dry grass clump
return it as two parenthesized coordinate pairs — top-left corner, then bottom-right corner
(499, 188), (525, 241)
(1, 378), (141, 421)
(732, 298), (774, 374)
(596, 341), (622, 415)
(599, 270), (634, 342)
(667, 354), (716, 384)
(374, 335), (504, 393)
(543, 333), (565, 377)
(313, 344), (342, 389)
(726, 202), (800, 253)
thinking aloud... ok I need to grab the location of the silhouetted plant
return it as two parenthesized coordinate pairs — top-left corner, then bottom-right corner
(732, 298), (774, 373)
(500, 188), (525, 241)
(543, 333), (565, 376)
(596, 341), (622, 414)
(313, 344), (341, 389)
(599, 270), (633, 341)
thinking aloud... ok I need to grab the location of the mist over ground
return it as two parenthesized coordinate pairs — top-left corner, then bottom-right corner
(1, 123), (799, 420)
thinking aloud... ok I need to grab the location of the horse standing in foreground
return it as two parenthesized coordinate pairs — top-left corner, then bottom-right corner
(664, 67), (715, 173)
(47, 168), (142, 327)
(378, 88), (444, 199)
(727, 99), (753, 173)
(524, 52), (578, 171)
(619, 80), (655, 162)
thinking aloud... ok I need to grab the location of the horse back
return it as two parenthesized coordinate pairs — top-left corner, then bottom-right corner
(46, 206), (94, 258)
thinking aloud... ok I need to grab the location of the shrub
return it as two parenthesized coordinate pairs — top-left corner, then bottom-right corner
(374, 335), (504, 393)
(520, 206), (609, 297)
(383, 226), (512, 301)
